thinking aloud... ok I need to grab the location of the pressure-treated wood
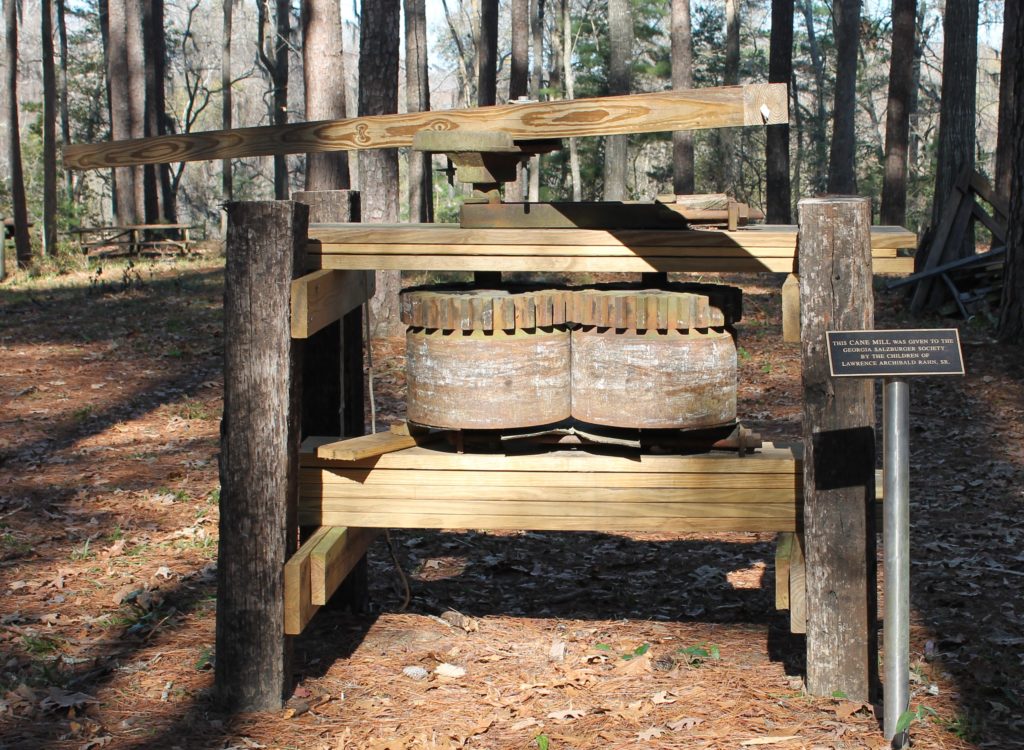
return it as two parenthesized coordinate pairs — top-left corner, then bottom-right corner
(789, 532), (807, 634)
(307, 223), (916, 275)
(284, 526), (332, 635)
(216, 200), (307, 711)
(781, 273), (800, 342)
(64, 84), (787, 169)
(290, 269), (374, 339)
(310, 526), (380, 605)
(775, 532), (794, 609)
(798, 196), (877, 702)
(313, 429), (441, 461)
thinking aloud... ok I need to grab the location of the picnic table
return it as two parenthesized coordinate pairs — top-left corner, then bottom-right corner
(66, 223), (198, 255)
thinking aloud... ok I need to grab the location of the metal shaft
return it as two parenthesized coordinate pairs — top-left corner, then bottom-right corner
(883, 378), (911, 746)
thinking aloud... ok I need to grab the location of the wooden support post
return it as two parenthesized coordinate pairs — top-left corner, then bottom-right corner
(798, 196), (877, 702)
(781, 273), (800, 342)
(216, 200), (308, 711)
(789, 532), (806, 634)
(291, 189), (369, 611)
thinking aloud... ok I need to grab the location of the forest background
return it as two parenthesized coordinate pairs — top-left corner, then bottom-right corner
(0, 0), (1012, 249)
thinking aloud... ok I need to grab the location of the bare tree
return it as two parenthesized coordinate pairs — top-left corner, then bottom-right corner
(827, 0), (861, 194)
(799, 0), (827, 192)
(5, 0), (31, 268)
(604, 0), (632, 201)
(995, 0), (1019, 201)
(222, 0), (234, 224)
(528, 0), (545, 201)
(880, 0), (916, 226)
(143, 0), (173, 223)
(56, 0), (72, 198)
(359, 0), (401, 335)
(404, 0), (433, 221)
(930, 0), (977, 258)
(257, 0), (291, 199)
(721, 0), (740, 191)
(506, 0), (530, 202)
(563, 0), (581, 201)
(998, 0), (1024, 340)
(672, 0), (695, 196)
(106, 0), (136, 223)
(42, 0), (58, 256)
(125, 0), (145, 220)
(303, 0), (350, 191)
(766, 0), (793, 222)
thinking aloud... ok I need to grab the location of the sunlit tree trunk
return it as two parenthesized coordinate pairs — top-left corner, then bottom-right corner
(563, 0), (581, 201)
(42, 0), (58, 256)
(603, 0), (632, 201)
(997, 0), (1024, 340)
(672, 0), (695, 196)
(507, 0), (529, 201)
(722, 0), (740, 192)
(221, 0), (233, 237)
(800, 0), (827, 192)
(404, 0), (433, 220)
(303, 0), (350, 191)
(995, 0), (1019, 201)
(478, 0), (498, 106)
(106, 0), (136, 223)
(56, 0), (73, 198)
(528, 0), (544, 201)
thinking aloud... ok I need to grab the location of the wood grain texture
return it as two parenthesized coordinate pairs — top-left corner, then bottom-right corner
(406, 328), (571, 429)
(798, 196), (877, 701)
(290, 269), (374, 338)
(300, 439), (800, 473)
(775, 532), (794, 609)
(283, 526), (332, 635)
(571, 327), (737, 429)
(310, 527), (380, 605)
(781, 273), (800, 343)
(789, 531), (807, 634)
(64, 84), (787, 169)
(401, 287), (568, 330)
(216, 200), (307, 710)
(314, 430), (437, 460)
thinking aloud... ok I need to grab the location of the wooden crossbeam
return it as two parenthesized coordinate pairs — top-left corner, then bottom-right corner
(63, 85), (786, 169)
(290, 269), (374, 339)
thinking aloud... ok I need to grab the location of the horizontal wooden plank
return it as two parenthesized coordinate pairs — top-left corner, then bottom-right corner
(290, 269), (374, 339)
(299, 510), (797, 533)
(308, 223), (915, 251)
(301, 467), (801, 489)
(64, 85), (786, 169)
(310, 527), (380, 606)
(314, 430), (445, 461)
(283, 526), (333, 636)
(300, 439), (801, 473)
(302, 485), (797, 504)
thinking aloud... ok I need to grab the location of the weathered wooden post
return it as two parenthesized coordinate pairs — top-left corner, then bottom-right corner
(216, 201), (308, 711)
(797, 196), (878, 702)
(290, 189), (370, 608)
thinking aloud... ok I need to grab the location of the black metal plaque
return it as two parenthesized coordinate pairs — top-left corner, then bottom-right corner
(827, 329), (965, 377)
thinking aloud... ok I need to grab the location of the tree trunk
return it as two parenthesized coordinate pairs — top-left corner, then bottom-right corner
(800, 0), (827, 193)
(766, 0), (793, 223)
(722, 0), (740, 192)
(563, 0), (581, 201)
(303, 0), (350, 191)
(274, 0), (290, 199)
(879, 0), (916, 226)
(827, 0), (861, 195)
(671, 0), (695, 196)
(931, 0), (977, 259)
(142, 0), (169, 224)
(359, 0), (402, 336)
(222, 0), (233, 218)
(603, 0), (632, 201)
(998, 2), (1024, 341)
(42, 0), (58, 257)
(106, 0), (135, 223)
(215, 200), (307, 712)
(56, 0), (73, 198)
(506, 0), (530, 202)
(125, 0), (146, 223)
(404, 0), (433, 221)
(528, 0), (545, 201)
(478, 0), (498, 107)
(5, 0), (31, 268)
(995, 0), (1019, 202)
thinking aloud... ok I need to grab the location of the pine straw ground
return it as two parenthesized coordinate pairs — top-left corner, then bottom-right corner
(1, 256), (1022, 750)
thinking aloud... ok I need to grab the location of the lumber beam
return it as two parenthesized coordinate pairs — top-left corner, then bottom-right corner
(284, 526), (333, 635)
(290, 269), (374, 339)
(216, 201), (307, 711)
(775, 532), (794, 610)
(798, 196), (877, 702)
(63, 85), (787, 169)
(311, 429), (445, 461)
(310, 527), (381, 605)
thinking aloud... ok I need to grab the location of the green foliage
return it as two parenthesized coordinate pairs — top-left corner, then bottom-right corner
(677, 642), (721, 667)
(534, 733), (550, 750)
(895, 704), (938, 736)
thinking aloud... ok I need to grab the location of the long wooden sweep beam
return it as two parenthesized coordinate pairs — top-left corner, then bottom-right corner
(63, 84), (786, 170)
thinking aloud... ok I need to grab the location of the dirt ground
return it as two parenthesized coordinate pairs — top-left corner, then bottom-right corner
(1, 256), (1022, 750)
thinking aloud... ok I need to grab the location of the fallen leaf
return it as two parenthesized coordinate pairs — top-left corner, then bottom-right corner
(638, 726), (664, 741)
(546, 708), (587, 722)
(433, 663), (466, 679)
(80, 736), (113, 750)
(510, 717), (540, 731)
(831, 700), (871, 721)
(651, 691), (676, 705)
(614, 650), (653, 676)
(40, 687), (99, 711)
(739, 736), (801, 746)
(102, 539), (126, 558)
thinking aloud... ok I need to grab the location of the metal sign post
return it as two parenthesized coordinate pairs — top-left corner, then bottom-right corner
(826, 329), (964, 748)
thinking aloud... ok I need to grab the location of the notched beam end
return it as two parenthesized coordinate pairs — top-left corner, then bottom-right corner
(744, 83), (789, 126)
